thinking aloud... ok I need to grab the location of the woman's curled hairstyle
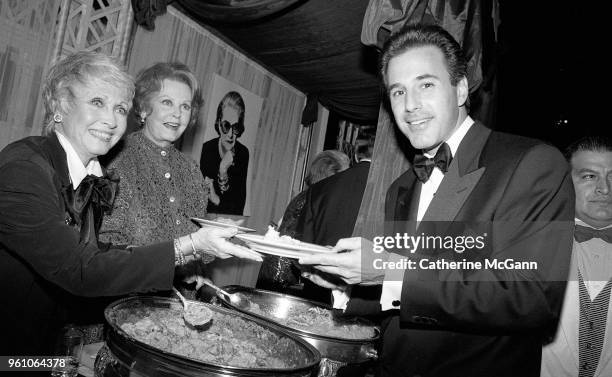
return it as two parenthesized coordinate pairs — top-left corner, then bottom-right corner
(41, 51), (134, 136)
(133, 62), (203, 128)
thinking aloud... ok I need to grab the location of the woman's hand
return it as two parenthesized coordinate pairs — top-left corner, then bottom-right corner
(204, 177), (220, 205)
(183, 275), (212, 290)
(219, 150), (234, 173)
(191, 226), (262, 262)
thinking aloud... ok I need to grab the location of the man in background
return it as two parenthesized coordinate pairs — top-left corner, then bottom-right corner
(542, 136), (612, 377)
(296, 127), (375, 304)
(299, 126), (375, 247)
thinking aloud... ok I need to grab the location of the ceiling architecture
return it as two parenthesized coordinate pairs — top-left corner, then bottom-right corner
(155, 0), (583, 146)
(173, 0), (382, 124)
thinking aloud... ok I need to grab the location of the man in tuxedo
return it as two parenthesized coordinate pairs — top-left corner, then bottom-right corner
(299, 24), (574, 377)
(542, 136), (612, 377)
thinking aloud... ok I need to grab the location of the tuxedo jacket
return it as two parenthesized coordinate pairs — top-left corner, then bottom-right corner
(0, 134), (174, 355)
(346, 122), (575, 377)
(200, 138), (249, 215)
(296, 161), (370, 303)
(299, 161), (370, 246)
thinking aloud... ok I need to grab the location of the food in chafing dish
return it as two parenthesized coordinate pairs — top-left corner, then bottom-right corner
(117, 306), (309, 368)
(183, 303), (212, 328)
(246, 299), (376, 340)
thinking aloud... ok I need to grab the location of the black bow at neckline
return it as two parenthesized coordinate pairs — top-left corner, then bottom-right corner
(412, 142), (453, 183)
(61, 172), (119, 226)
(574, 224), (612, 244)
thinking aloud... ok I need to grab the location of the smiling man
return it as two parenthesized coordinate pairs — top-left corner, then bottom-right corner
(542, 136), (612, 377)
(299, 24), (575, 377)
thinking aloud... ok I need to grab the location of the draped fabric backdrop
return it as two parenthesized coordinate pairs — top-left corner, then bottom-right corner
(128, 6), (306, 287)
(353, 0), (499, 239)
(352, 104), (412, 239)
(0, 0), (60, 150)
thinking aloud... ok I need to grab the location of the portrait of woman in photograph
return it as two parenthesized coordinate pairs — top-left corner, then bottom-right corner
(199, 91), (249, 215)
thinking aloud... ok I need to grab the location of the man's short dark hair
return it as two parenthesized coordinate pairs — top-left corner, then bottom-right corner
(380, 23), (468, 89)
(565, 136), (612, 160)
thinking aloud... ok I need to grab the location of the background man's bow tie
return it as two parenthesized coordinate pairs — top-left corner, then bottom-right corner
(413, 142), (452, 183)
(574, 224), (612, 243)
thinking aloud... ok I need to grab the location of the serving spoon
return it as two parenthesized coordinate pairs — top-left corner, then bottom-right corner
(200, 280), (251, 310)
(173, 287), (213, 329)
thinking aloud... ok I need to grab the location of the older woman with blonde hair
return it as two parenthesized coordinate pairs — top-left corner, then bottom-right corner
(0, 52), (260, 356)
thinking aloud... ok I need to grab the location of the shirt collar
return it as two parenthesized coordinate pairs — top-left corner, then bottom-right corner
(55, 130), (103, 189)
(424, 115), (474, 158)
(575, 218), (612, 230)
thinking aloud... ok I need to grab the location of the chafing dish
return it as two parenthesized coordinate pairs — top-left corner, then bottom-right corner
(100, 295), (321, 377)
(217, 286), (379, 377)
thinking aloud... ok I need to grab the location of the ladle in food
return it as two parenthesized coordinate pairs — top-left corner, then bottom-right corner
(173, 287), (213, 329)
(200, 280), (251, 310)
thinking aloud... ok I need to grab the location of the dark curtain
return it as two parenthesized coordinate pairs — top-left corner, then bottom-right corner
(353, 0), (500, 239)
(360, 0), (500, 127)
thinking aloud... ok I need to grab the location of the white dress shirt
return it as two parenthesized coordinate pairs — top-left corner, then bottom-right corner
(379, 116), (474, 310)
(541, 219), (612, 377)
(332, 116), (475, 310)
(55, 130), (104, 188)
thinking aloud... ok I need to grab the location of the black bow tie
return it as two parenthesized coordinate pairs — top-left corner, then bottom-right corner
(413, 142), (453, 183)
(574, 224), (612, 243)
(61, 172), (119, 225)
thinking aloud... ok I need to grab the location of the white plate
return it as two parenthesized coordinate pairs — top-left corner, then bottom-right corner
(191, 217), (255, 233)
(235, 234), (333, 258)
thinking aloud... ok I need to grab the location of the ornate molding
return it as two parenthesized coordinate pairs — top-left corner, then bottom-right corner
(51, 0), (133, 64)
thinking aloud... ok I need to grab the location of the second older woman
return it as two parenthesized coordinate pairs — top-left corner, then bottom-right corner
(101, 63), (214, 249)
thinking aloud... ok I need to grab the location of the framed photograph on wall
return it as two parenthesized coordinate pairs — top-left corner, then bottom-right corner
(188, 74), (263, 216)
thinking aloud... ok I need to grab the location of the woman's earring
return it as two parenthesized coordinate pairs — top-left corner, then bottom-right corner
(53, 113), (62, 123)
(139, 112), (146, 126)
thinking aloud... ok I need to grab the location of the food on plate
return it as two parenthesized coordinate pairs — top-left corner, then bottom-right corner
(117, 306), (310, 368)
(263, 225), (301, 245)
